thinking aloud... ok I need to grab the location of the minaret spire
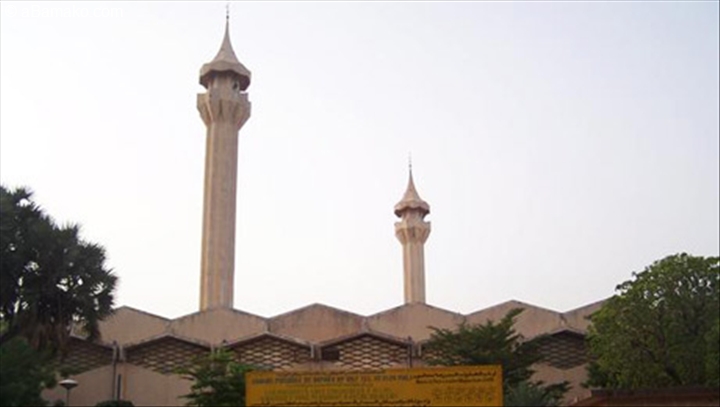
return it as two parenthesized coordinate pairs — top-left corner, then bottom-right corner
(197, 16), (252, 311)
(395, 162), (430, 218)
(394, 162), (431, 304)
(199, 12), (251, 91)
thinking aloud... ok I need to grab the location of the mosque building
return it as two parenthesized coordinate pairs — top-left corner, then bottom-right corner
(42, 18), (604, 406)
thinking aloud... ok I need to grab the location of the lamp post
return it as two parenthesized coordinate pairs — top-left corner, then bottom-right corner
(59, 379), (78, 406)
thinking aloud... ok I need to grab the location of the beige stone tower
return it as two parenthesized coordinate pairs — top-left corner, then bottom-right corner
(394, 167), (431, 304)
(197, 17), (251, 311)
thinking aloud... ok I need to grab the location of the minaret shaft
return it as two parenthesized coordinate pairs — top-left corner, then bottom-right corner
(401, 237), (427, 303)
(197, 88), (250, 310)
(395, 214), (431, 304)
(199, 121), (241, 310)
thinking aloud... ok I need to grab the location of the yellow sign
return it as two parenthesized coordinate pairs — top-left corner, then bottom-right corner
(246, 365), (503, 407)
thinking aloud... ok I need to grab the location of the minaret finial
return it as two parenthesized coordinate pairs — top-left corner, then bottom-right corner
(408, 152), (413, 175)
(226, 2), (230, 22)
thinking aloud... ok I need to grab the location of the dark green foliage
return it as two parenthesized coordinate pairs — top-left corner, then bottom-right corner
(424, 309), (538, 390)
(586, 253), (720, 389)
(705, 317), (719, 388)
(0, 185), (117, 356)
(505, 381), (565, 407)
(0, 337), (57, 406)
(176, 348), (255, 407)
(95, 400), (134, 407)
(423, 308), (568, 406)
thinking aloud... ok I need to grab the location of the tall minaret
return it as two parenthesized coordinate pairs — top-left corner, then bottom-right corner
(197, 15), (251, 311)
(394, 164), (431, 304)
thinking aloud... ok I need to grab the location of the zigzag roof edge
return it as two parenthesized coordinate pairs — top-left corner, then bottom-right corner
(112, 305), (172, 321)
(562, 298), (609, 315)
(225, 331), (312, 348)
(122, 332), (213, 350)
(170, 306), (266, 323)
(268, 302), (366, 320)
(464, 299), (563, 317)
(68, 333), (116, 348)
(367, 302), (464, 319)
(317, 329), (411, 348)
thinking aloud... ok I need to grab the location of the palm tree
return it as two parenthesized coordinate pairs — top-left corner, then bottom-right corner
(0, 187), (43, 334)
(0, 185), (117, 356)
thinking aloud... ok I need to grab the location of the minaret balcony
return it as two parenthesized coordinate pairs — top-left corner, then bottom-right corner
(394, 220), (431, 244)
(197, 91), (251, 129)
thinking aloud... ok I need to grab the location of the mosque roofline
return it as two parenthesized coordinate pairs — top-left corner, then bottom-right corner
(225, 331), (312, 349)
(268, 302), (366, 320)
(171, 305), (265, 322)
(122, 332), (212, 350)
(318, 330), (411, 348)
(367, 302), (464, 320)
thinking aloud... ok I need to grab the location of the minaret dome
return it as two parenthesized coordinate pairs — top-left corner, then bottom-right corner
(394, 169), (430, 218)
(199, 17), (251, 91)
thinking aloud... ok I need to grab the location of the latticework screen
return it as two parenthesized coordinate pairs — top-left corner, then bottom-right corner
(126, 337), (209, 375)
(325, 335), (408, 371)
(230, 336), (311, 371)
(57, 337), (113, 374)
(536, 332), (589, 369)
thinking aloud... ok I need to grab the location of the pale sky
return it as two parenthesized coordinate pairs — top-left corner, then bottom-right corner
(1, 2), (718, 319)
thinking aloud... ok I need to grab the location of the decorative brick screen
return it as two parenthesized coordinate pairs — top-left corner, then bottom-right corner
(126, 337), (209, 375)
(57, 337), (113, 374)
(536, 331), (588, 369)
(325, 334), (408, 371)
(230, 336), (311, 371)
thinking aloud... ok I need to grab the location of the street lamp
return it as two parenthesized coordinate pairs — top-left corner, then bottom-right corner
(59, 379), (78, 406)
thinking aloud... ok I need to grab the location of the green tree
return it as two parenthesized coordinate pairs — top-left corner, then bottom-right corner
(0, 337), (57, 406)
(0, 185), (118, 356)
(423, 308), (568, 406)
(705, 317), (719, 388)
(176, 348), (255, 407)
(504, 381), (562, 407)
(586, 253), (720, 389)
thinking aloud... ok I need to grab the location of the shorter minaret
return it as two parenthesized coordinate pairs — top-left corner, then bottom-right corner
(394, 164), (431, 304)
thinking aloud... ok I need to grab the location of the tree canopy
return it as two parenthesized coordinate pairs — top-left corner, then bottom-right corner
(423, 308), (568, 406)
(0, 337), (57, 406)
(0, 185), (118, 355)
(586, 253), (720, 389)
(176, 348), (255, 407)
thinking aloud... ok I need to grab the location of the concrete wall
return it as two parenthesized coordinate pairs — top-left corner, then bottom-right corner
(42, 365), (114, 406)
(98, 306), (170, 346)
(120, 364), (191, 407)
(170, 307), (267, 345)
(48, 299), (604, 406)
(268, 304), (365, 343)
(367, 303), (465, 342)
